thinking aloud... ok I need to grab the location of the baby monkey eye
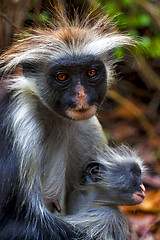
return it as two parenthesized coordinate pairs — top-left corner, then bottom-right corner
(56, 73), (68, 81)
(87, 69), (97, 77)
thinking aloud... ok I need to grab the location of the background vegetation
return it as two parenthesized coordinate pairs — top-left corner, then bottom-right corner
(0, 0), (160, 239)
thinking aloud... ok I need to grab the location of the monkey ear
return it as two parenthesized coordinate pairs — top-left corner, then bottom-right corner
(84, 162), (105, 184)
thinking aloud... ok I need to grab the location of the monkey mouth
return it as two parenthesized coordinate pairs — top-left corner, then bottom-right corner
(93, 184), (146, 206)
(66, 105), (97, 120)
(133, 184), (145, 204)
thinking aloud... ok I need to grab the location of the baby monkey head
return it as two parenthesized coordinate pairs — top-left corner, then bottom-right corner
(82, 148), (145, 206)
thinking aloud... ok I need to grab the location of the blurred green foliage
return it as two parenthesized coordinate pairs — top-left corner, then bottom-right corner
(26, 11), (50, 26)
(25, 0), (160, 59)
(94, 0), (160, 59)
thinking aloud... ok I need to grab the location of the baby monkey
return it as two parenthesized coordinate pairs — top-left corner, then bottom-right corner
(64, 146), (145, 240)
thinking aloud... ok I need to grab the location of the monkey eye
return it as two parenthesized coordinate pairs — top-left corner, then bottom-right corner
(87, 69), (97, 77)
(56, 73), (69, 81)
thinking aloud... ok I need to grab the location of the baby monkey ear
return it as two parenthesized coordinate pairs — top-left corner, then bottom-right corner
(83, 162), (105, 184)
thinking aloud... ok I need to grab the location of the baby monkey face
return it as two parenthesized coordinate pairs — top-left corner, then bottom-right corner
(82, 160), (145, 206)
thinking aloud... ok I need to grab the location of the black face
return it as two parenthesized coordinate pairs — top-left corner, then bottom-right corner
(45, 55), (107, 120)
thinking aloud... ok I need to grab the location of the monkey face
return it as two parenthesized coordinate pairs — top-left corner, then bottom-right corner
(107, 162), (145, 206)
(83, 161), (145, 206)
(45, 55), (107, 120)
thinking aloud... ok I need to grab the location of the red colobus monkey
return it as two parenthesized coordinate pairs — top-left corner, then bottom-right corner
(64, 146), (145, 240)
(0, 5), (133, 240)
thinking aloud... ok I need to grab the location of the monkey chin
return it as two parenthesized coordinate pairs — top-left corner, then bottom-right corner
(133, 185), (145, 205)
(66, 105), (97, 120)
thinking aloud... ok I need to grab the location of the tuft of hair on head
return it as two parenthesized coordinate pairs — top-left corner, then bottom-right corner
(104, 145), (144, 167)
(0, 1), (135, 80)
(52, 1), (135, 51)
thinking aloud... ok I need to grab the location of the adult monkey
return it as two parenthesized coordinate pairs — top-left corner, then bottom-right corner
(0, 3), (133, 240)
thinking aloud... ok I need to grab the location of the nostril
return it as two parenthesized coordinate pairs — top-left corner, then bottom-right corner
(73, 90), (80, 96)
(73, 89), (87, 99)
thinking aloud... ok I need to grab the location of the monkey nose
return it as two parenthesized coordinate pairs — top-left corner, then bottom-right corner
(73, 85), (87, 100)
(140, 184), (145, 192)
(139, 184), (146, 199)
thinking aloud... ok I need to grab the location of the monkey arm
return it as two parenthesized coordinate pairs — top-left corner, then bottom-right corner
(64, 205), (128, 240)
(0, 93), (90, 240)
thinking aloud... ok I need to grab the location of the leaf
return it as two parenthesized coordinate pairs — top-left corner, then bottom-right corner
(121, 0), (133, 7)
(113, 47), (125, 60)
